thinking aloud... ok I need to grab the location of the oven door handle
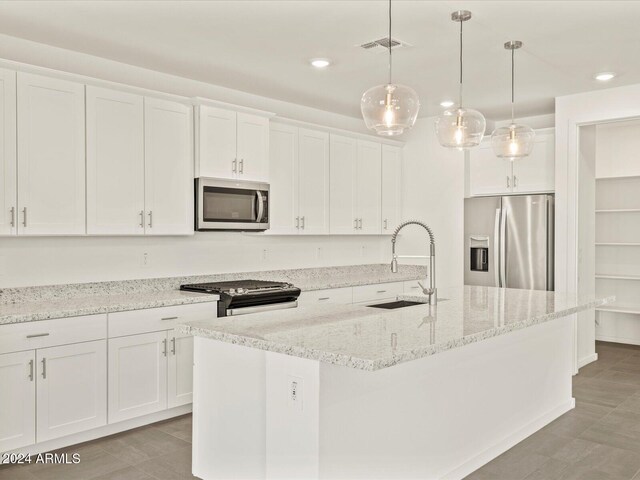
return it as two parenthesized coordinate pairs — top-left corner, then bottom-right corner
(256, 191), (265, 223)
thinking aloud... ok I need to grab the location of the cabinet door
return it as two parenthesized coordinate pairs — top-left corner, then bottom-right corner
(197, 106), (237, 179)
(356, 140), (382, 234)
(144, 98), (194, 235)
(469, 140), (513, 196)
(329, 134), (358, 234)
(237, 112), (269, 182)
(512, 129), (555, 193)
(0, 69), (16, 236)
(381, 145), (402, 233)
(108, 331), (167, 423)
(36, 340), (107, 442)
(298, 128), (329, 235)
(269, 123), (299, 234)
(17, 73), (85, 235)
(0, 350), (35, 452)
(86, 86), (144, 235)
(167, 331), (194, 408)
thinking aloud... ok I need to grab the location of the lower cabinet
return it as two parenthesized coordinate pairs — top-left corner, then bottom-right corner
(108, 329), (193, 424)
(0, 350), (35, 452)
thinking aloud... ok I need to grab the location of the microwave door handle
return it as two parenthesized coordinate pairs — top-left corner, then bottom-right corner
(256, 191), (265, 223)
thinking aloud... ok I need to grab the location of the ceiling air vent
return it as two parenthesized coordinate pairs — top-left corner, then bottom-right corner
(359, 37), (410, 53)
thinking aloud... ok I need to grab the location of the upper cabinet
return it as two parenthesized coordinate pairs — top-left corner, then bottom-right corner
(86, 88), (193, 236)
(17, 73), (86, 235)
(356, 140), (382, 234)
(269, 123), (329, 234)
(196, 105), (269, 182)
(381, 145), (402, 233)
(468, 128), (555, 197)
(0, 68), (16, 236)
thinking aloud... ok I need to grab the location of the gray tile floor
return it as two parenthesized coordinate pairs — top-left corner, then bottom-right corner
(3, 341), (640, 480)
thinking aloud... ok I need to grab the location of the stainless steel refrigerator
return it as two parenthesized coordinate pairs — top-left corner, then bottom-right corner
(464, 194), (554, 291)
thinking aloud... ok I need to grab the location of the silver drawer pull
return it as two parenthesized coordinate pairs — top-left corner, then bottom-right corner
(26, 333), (50, 338)
(161, 316), (178, 321)
(411, 286), (420, 289)
(318, 297), (330, 301)
(377, 290), (387, 294)
(162, 338), (168, 357)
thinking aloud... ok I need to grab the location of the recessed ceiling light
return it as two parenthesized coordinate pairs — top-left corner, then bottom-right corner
(594, 72), (616, 81)
(440, 100), (454, 107)
(310, 58), (331, 68)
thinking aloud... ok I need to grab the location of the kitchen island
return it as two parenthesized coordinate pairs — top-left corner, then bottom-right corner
(181, 286), (610, 480)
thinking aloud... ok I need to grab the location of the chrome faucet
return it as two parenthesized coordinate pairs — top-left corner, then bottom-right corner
(390, 220), (437, 305)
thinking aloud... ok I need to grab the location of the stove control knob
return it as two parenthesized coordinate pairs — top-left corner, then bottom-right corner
(237, 288), (245, 294)
(228, 288), (236, 295)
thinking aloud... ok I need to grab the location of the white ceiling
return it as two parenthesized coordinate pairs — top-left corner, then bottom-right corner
(0, 1), (638, 120)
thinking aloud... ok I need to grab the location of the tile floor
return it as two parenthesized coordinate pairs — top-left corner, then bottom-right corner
(3, 341), (640, 480)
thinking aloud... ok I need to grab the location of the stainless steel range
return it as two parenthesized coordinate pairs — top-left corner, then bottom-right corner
(180, 280), (301, 317)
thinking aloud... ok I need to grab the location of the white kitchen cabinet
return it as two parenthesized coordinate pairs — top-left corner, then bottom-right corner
(329, 134), (358, 234)
(144, 98), (194, 235)
(297, 287), (353, 307)
(108, 331), (168, 424)
(468, 128), (555, 196)
(297, 128), (329, 234)
(269, 123), (299, 233)
(352, 281), (404, 304)
(196, 106), (269, 182)
(0, 350), (35, 452)
(36, 340), (107, 442)
(167, 331), (194, 408)
(237, 112), (269, 182)
(356, 140), (382, 234)
(0, 68), (16, 237)
(381, 144), (402, 233)
(17, 72), (86, 235)
(86, 86), (145, 235)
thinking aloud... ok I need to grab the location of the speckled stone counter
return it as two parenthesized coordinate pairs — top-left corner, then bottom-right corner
(0, 264), (426, 324)
(182, 285), (612, 371)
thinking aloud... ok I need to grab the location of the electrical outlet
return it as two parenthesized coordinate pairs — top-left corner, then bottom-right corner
(141, 252), (149, 267)
(262, 248), (268, 261)
(288, 375), (303, 412)
(0, 255), (5, 277)
(316, 247), (323, 260)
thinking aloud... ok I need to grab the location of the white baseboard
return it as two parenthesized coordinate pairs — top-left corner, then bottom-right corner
(577, 353), (599, 369)
(6, 404), (192, 456)
(597, 334), (640, 346)
(442, 398), (575, 480)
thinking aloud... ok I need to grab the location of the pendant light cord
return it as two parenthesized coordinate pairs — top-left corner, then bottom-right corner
(388, 0), (392, 85)
(459, 17), (463, 107)
(511, 47), (515, 123)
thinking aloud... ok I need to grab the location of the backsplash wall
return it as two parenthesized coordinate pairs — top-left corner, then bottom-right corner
(0, 234), (388, 288)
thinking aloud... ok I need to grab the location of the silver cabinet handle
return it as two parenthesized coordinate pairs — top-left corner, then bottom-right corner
(295, 216), (299, 229)
(139, 210), (144, 228)
(232, 159), (237, 173)
(28, 359), (34, 381)
(300, 216), (305, 229)
(162, 338), (167, 357)
(377, 290), (387, 294)
(22, 207), (27, 227)
(171, 337), (176, 355)
(318, 297), (330, 301)
(506, 176), (510, 189)
(359, 218), (363, 229)
(513, 175), (518, 188)
(26, 333), (49, 338)
(239, 159), (244, 174)
(10, 207), (15, 227)
(384, 219), (388, 230)
(354, 218), (358, 229)
(148, 211), (153, 228)
(161, 316), (178, 321)
(41, 358), (46, 379)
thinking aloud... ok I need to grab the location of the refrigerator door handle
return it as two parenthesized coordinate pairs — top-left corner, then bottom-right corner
(494, 208), (501, 287)
(500, 206), (508, 287)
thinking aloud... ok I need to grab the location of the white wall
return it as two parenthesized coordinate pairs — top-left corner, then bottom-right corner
(0, 34), (464, 289)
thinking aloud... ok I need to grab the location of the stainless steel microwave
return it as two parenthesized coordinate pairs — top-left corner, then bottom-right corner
(195, 177), (269, 231)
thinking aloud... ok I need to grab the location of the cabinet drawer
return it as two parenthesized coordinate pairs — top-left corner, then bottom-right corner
(403, 280), (424, 294)
(108, 302), (217, 338)
(352, 282), (404, 304)
(0, 314), (107, 355)
(298, 287), (353, 307)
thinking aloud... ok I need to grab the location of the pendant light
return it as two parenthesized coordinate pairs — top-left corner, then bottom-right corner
(360, 0), (420, 136)
(491, 41), (535, 160)
(435, 11), (486, 149)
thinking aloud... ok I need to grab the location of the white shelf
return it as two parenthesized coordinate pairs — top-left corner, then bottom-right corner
(596, 274), (640, 281)
(596, 209), (640, 213)
(597, 303), (640, 315)
(596, 243), (640, 247)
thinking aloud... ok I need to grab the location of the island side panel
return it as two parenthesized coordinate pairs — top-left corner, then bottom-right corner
(192, 337), (267, 480)
(317, 317), (574, 480)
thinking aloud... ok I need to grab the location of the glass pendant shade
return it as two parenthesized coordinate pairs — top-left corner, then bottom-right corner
(435, 106), (486, 148)
(491, 123), (536, 160)
(361, 83), (420, 136)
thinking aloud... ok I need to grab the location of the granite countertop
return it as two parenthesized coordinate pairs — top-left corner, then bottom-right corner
(181, 286), (612, 371)
(0, 264), (427, 325)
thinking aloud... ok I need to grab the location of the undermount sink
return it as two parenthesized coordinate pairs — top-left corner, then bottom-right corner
(367, 300), (425, 309)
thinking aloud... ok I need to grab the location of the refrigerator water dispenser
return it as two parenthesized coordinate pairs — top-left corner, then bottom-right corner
(470, 236), (489, 272)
